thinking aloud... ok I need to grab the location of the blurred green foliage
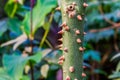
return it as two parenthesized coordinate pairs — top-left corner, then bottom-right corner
(0, 0), (120, 80)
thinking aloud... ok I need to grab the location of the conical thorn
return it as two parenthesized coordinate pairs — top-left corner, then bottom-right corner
(77, 15), (82, 21)
(58, 30), (64, 34)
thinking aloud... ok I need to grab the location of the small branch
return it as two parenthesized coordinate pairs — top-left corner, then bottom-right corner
(98, 1), (116, 25)
(114, 29), (119, 52)
(29, 0), (34, 80)
(89, 23), (120, 33)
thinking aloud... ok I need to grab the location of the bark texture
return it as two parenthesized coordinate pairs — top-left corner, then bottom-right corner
(60, 0), (85, 80)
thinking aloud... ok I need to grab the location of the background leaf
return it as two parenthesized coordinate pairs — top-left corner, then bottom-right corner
(3, 52), (42, 80)
(22, 0), (57, 35)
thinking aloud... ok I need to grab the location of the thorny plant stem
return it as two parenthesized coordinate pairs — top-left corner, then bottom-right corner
(29, 0), (34, 80)
(60, 0), (85, 80)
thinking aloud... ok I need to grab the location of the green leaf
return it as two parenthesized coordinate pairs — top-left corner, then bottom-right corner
(94, 69), (107, 76)
(3, 52), (42, 80)
(111, 53), (120, 61)
(22, 0), (57, 35)
(4, 0), (18, 18)
(109, 72), (120, 79)
(116, 62), (120, 72)
(30, 51), (42, 63)
(0, 68), (12, 80)
(21, 75), (30, 80)
(0, 19), (8, 37)
(3, 54), (29, 80)
(7, 18), (22, 35)
(84, 50), (101, 62)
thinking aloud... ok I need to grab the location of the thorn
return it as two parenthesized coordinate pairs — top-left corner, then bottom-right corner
(83, 32), (87, 35)
(65, 10), (69, 13)
(66, 76), (70, 80)
(56, 6), (61, 10)
(59, 55), (65, 61)
(83, 66), (87, 69)
(58, 38), (63, 42)
(83, 2), (88, 7)
(77, 15), (82, 21)
(83, 47), (86, 50)
(58, 60), (64, 65)
(57, 44), (63, 48)
(82, 73), (86, 77)
(60, 22), (67, 27)
(58, 30), (64, 34)
(75, 30), (80, 35)
(68, 11), (76, 18)
(64, 47), (68, 52)
(69, 66), (74, 72)
(72, 2), (77, 6)
(59, 47), (63, 50)
(67, 5), (74, 11)
(63, 71), (66, 73)
(79, 47), (84, 52)
(63, 14), (66, 16)
(74, 78), (78, 80)
(65, 26), (70, 31)
(76, 38), (81, 43)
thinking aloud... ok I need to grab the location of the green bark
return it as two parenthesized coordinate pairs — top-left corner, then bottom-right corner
(60, 0), (85, 80)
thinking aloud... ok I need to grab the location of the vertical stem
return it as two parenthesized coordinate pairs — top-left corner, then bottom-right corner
(29, 0), (34, 80)
(60, 0), (85, 80)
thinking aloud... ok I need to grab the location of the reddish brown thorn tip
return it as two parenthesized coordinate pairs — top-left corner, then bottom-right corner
(58, 60), (64, 65)
(60, 22), (67, 27)
(65, 26), (70, 31)
(59, 47), (63, 50)
(56, 6), (61, 10)
(59, 55), (65, 61)
(64, 47), (68, 52)
(58, 30), (64, 34)
(83, 32), (87, 35)
(83, 66), (87, 69)
(82, 73), (86, 77)
(69, 66), (74, 73)
(75, 30), (80, 35)
(83, 2), (88, 7)
(83, 47), (86, 50)
(58, 38), (63, 42)
(76, 38), (81, 43)
(57, 44), (63, 48)
(77, 15), (82, 21)
(69, 11), (76, 18)
(79, 47), (84, 52)
(66, 76), (70, 80)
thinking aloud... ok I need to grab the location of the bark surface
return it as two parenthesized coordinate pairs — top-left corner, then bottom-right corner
(60, 0), (85, 80)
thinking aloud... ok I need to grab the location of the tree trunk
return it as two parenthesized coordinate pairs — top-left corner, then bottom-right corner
(59, 0), (85, 80)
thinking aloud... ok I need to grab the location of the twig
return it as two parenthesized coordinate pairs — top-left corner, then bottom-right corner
(98, 1), (120, 51)
(98, 2), (116, 25)
(89, 23), (120, 33)
(114, 29), (119, 52)
(29, 0), (34, 80)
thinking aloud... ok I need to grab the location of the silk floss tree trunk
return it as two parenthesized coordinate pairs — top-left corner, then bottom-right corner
(56, 0), (88, 80)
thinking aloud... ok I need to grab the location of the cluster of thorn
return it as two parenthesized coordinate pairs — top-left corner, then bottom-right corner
(66, 2), (77, 18)
(56, 2), (88, 80)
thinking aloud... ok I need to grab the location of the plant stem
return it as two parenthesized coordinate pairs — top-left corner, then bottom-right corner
(29, 0), (34, 80)
(60, 0), (85, 80)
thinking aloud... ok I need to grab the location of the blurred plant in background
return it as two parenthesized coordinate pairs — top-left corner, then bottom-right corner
(0, 0), (120, 80)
